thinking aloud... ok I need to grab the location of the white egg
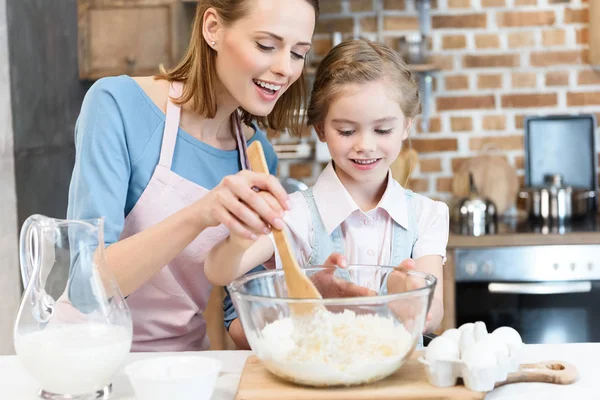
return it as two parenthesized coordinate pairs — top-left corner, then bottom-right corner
(458, 322), (474, 335)
(491, 326), (523, 352)
(461, 340), (498, 369)
(473, 321), (488, 342)
(477, 335), (509, 360)
(441, 328), (461, 344)
(459, 329), (476, 357)
(426, 336), (460, 363)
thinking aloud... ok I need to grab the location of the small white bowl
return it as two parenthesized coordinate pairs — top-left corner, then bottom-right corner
(124, 355), (222, 400)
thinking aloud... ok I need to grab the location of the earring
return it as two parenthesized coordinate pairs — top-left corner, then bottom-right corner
(211, 41), (215, 47)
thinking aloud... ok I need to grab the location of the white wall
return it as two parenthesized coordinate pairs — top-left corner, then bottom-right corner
(0, 0), (21, 355)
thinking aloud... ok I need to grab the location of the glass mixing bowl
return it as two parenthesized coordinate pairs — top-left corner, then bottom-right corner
(228, 265), (437, 387)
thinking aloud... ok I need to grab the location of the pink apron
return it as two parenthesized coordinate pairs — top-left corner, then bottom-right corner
(120, 81), (249, 352)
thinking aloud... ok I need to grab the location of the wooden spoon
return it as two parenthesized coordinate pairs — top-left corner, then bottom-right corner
(495, 360), (579, 388)
(246, 141), (322, 314)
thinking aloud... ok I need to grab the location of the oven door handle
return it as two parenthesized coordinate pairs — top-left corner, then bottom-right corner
(488, 281), (592, 295)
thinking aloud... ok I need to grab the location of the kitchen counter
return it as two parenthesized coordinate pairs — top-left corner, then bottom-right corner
(449, 230), (600, 248)
(448, 216), (600, 248)
(1, 344), (598, 399)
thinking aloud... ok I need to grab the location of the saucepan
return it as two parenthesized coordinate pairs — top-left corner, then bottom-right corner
(518, 174), (596, 220)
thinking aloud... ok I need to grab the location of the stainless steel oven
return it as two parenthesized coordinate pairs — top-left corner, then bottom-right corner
(455, 244), (600, 344)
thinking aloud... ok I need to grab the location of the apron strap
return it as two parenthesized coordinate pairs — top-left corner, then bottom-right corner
(158, 81), (184, 169)
(390, 190), (418, 265)
(302, 188), (346, 266)
(232, 110), (250, 170)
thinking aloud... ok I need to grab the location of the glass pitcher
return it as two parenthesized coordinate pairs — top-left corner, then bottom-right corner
(13, 215), (132, 399)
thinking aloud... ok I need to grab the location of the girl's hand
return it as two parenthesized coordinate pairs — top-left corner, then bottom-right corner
(198, 170), (290, 240)
(309, 253), (377, 298)
(388, 258), (433, 332)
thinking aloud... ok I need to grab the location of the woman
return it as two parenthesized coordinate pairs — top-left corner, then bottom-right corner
(67, 0), (318, 351)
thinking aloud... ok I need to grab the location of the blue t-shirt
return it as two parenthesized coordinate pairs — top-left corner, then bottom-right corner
(67, 75), (278, 243)
(67, 75), (278, 328)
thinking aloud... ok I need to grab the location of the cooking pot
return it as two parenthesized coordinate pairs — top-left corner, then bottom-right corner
(519, 174), (596, 220)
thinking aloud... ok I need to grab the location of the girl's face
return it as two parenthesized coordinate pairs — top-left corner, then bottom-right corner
(318, 80), (412, 190)
(209, 0), (315, 116)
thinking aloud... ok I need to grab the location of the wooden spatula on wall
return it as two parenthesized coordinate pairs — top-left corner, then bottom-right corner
(246, 141), (322, 314)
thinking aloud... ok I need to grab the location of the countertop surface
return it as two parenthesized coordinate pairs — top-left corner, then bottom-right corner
(449, 216), (600, 248)
(1, 344), (599, 399)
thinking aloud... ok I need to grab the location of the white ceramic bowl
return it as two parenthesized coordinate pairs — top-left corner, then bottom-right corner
(124, 355), (222, 400)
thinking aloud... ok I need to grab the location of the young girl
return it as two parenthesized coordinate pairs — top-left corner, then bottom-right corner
(205, 39), (449, 334)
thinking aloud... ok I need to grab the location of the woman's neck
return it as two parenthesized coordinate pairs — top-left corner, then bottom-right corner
(333, 163), (388, 212)
(179, 81), (241, 149)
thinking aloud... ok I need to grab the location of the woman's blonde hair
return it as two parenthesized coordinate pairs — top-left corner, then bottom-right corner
(156, 0), (319, 136)
(307, 39), (421, 129)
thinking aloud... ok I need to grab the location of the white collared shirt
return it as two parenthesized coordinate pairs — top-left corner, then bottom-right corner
(271, 162), (449, 268)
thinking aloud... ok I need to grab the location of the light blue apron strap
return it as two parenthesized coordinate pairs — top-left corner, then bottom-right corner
(390, 223), (410, 266)
(390, 190), (418, 266)
(329, 225), (352, 281)
(404, 190), (424, 348)
(380, 192), (413, 295)
(330, 226), (345, 255)
(386, 189), (424, 348)
(301, 188), (335, 266)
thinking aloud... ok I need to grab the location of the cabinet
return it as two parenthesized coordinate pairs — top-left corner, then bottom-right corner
(77, 0), (192, 80)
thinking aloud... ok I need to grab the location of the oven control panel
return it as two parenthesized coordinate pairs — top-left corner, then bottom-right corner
(455, 245), (600, 282)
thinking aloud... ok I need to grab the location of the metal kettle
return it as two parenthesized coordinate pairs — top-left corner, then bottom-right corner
(454, 173), (497, 236)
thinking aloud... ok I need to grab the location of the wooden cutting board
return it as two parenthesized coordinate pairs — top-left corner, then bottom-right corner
(452, 154), (519, 215)
(235, 351), (485, 400)
(235, 352), (578, 399)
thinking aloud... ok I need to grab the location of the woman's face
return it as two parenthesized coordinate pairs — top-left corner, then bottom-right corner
(212, 0), (315, 116)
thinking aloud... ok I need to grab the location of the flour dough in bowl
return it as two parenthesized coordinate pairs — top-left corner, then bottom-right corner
(250, 308), (414, 387)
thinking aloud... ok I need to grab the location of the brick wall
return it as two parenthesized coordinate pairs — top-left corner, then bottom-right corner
(293, 0), (599, 203)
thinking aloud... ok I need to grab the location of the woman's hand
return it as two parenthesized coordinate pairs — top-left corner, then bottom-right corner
(197, 170), (290, 240)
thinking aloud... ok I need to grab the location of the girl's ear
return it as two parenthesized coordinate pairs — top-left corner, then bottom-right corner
(402, 118), (413, 140)
(314, 122), (326, 142)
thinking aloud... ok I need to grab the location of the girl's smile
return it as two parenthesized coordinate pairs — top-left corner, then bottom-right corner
(318, 80), (410, 198)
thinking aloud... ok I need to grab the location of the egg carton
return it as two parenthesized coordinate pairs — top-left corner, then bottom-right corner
(418, 349), (522, 392)
(419, 323), (524, 392)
